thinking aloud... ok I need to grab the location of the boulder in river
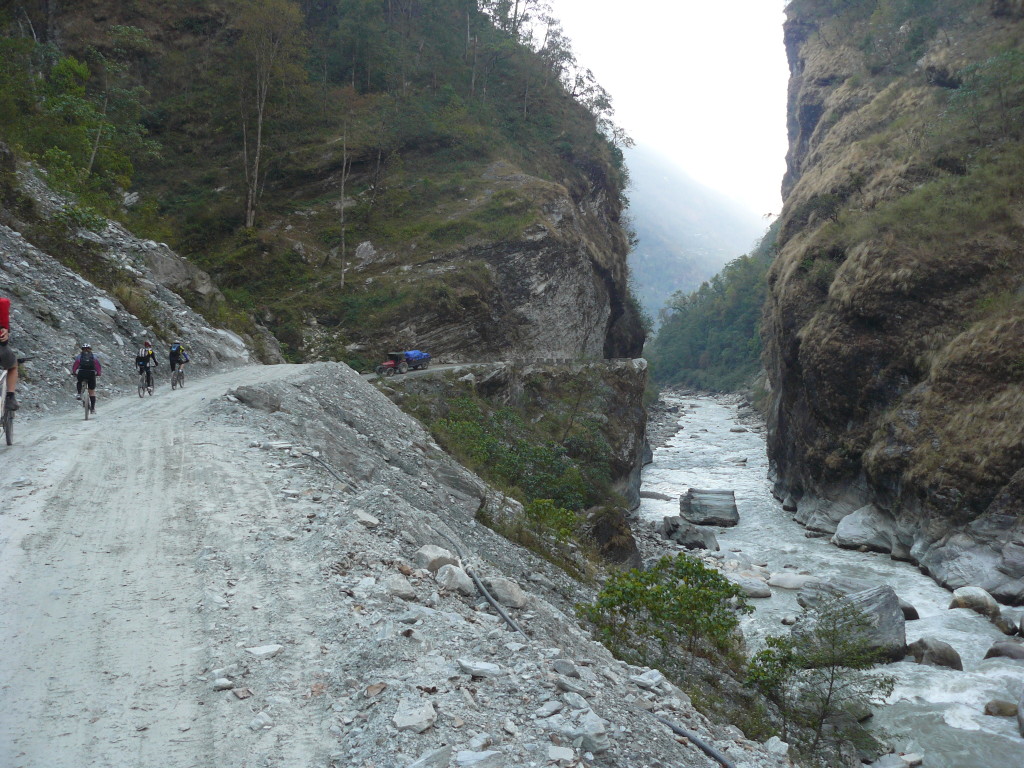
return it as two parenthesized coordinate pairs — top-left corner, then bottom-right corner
(832, 504), (896, 554)
(658, 516), (720, 551)
(984, 640), (1024, 661)
(797, 576), (918, 622)
(907, 637), (963, 671)
(796, 585), (906, 662)
(679, 488), (738, 527)
(949, 586), (1001, 620)
(984, 699), (1019, 717)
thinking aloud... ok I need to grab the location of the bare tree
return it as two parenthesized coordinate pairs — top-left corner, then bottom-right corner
(235, 0), (306, 228)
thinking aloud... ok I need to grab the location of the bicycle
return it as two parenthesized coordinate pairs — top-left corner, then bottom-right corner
(138, 366), (155, 397)
(171, 363), (186, 390)
(1, 356), (30, 445)
(82, 384), (92, 420)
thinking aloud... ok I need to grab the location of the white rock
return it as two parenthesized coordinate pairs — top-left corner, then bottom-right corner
(393, 698), (436, 733)
(248, 711), (273, 730)
(767, 572), (819, 590)
(552, 659), (580, 677)
(535, 700), (563, 718)
(212, 678), (234, 691)
(764, 735), (789, 756)
(408, 745), (454, 768)
(458, 659), (503, 678)
(245, 644), (283, 659)
(455, 750), (504, 767)
(415, 545), (459, 573)
(629, 669), (665, 690)
(383, 574), (417, 600)
(481, 577), (527, 608)
(548, 745), (575, 763)
(354, 510), (380, 528)
(436, 564), (476, 596)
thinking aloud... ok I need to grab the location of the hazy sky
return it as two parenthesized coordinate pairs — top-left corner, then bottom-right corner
(549, 0), (790, 219)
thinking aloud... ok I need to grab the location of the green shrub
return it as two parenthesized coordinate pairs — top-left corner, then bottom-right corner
(577, 553), (750, 673)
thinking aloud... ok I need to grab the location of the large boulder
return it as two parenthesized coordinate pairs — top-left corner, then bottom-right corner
(679, 488), (739, 527)
(585, 507), (643, 568)
(658, 516), (720, 551)
(949, 586), (1001, 620)
(797, 586), (906, 662)
(797, 576), (918, 622)
(907, 637), (963, 671)
(832, 504), (896, 553)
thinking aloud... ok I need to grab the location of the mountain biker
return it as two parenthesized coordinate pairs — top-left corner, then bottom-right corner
(1, 297), (18, 411)
(168, 341), (190, 373)
(71, 343), (102, 414)
(136, 340), (158, 390)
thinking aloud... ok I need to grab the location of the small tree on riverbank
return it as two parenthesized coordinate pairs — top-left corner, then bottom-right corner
(746, 596), (896, 755)
(576, 553), (750, 675)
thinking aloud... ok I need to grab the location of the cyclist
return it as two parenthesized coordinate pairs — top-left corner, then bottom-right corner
(71, 343), (102, 414)
(136, 340), (158, 391)
(1, 297), (17, 411)
(168, 341), (190, 376)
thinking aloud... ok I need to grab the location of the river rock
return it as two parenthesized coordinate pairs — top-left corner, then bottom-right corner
(907, 637), (963, 670)
(659, 516), (720, 550)
(798, 577), (918, 622)
(832, 504), (895, 553)
(984, 699), (1019, 717)
(983, 640), (1024, 661)
(730, 575), (772, 599)
(949, 586), (1001, 620)
(767, 572), (819, 590)
(796, 585), (905, 662)
(640, 490), (674, 501)
(680, 488), (738, 527)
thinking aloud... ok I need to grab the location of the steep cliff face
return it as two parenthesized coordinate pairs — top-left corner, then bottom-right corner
(764, 0), (1024, 601)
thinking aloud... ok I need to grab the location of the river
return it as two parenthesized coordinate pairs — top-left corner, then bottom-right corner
(638, 393), (1024, 768)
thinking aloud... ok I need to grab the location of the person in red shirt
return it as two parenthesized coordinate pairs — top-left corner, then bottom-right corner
(0, 297), (18, 411)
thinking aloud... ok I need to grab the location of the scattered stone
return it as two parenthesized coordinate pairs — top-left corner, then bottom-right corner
(562, 692), (589, 710)
(547, 745), (575, 763)
(454, 750), (504, 767)
(630, 669), (665, 690)
(552, 659), (580, 678)
(248, 711), (273, 731)
(393, 698), (437, 733)
(384, 574), (417, 600)
(245, 644), (283, 659)
(764, 736), (788, 756)
(436, 564), (476, 596)
(354, 510), (380, 528)
(414, 545), (459, 573)
(534, 700), (563, 718)
(659, 516), (720, 550)
(767, 572), (818, 590)
(212, 677), (233, 691)
(407, 745), (454, 768)
(481, 577), (527, 608)
(458, 659), (503, 678)
(554, 676), (588, 695)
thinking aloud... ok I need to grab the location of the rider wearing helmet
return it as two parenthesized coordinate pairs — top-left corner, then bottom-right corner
(136, 339), (158, 390)
(0, 298), (18, 411)
(71, 343), (102, 413)
(168, 340), (190, 373)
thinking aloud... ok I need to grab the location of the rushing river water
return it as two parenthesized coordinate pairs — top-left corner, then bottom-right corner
(638, 394), (1024, 768)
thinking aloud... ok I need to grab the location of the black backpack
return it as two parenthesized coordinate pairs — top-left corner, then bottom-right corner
(79, 350), (95, 372)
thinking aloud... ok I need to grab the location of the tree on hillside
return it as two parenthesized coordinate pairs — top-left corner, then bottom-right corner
(234, 0), (307, 228)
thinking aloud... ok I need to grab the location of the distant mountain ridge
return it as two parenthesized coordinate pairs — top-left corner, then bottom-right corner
(624, 144), (765, 324)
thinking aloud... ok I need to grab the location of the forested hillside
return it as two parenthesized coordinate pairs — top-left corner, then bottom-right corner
(646, 223), (777, 392)
(624, 144), (764, 326)
(0, 0), (642, 364)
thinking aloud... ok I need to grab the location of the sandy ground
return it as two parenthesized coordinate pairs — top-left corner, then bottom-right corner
(0, 365), (310, 768)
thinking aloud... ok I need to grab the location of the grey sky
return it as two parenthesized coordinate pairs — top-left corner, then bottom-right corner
(550, 0), (790, 218)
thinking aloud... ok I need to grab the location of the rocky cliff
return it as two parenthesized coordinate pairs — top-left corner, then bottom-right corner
(764, 0), (1024, 602)
(0, 146), (271, 408)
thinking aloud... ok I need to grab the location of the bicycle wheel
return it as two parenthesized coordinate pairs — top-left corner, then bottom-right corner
(83, 393), (90, 420)
(138, 374), (146, 397)
(171, 370), (177, 390)
(3, 407), (13, 445)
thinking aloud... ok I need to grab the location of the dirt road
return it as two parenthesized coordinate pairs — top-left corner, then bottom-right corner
(0, 364), (318, 768)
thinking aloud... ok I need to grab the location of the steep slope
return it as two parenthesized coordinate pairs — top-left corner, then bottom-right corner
(625, 144), (765, 324)
(0, 362), (789, 768)
(764, 0), (1024, 601)
(3, 1), (644, 367)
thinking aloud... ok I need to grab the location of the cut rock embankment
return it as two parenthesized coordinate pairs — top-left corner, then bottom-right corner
(0, 362), (791, 768)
